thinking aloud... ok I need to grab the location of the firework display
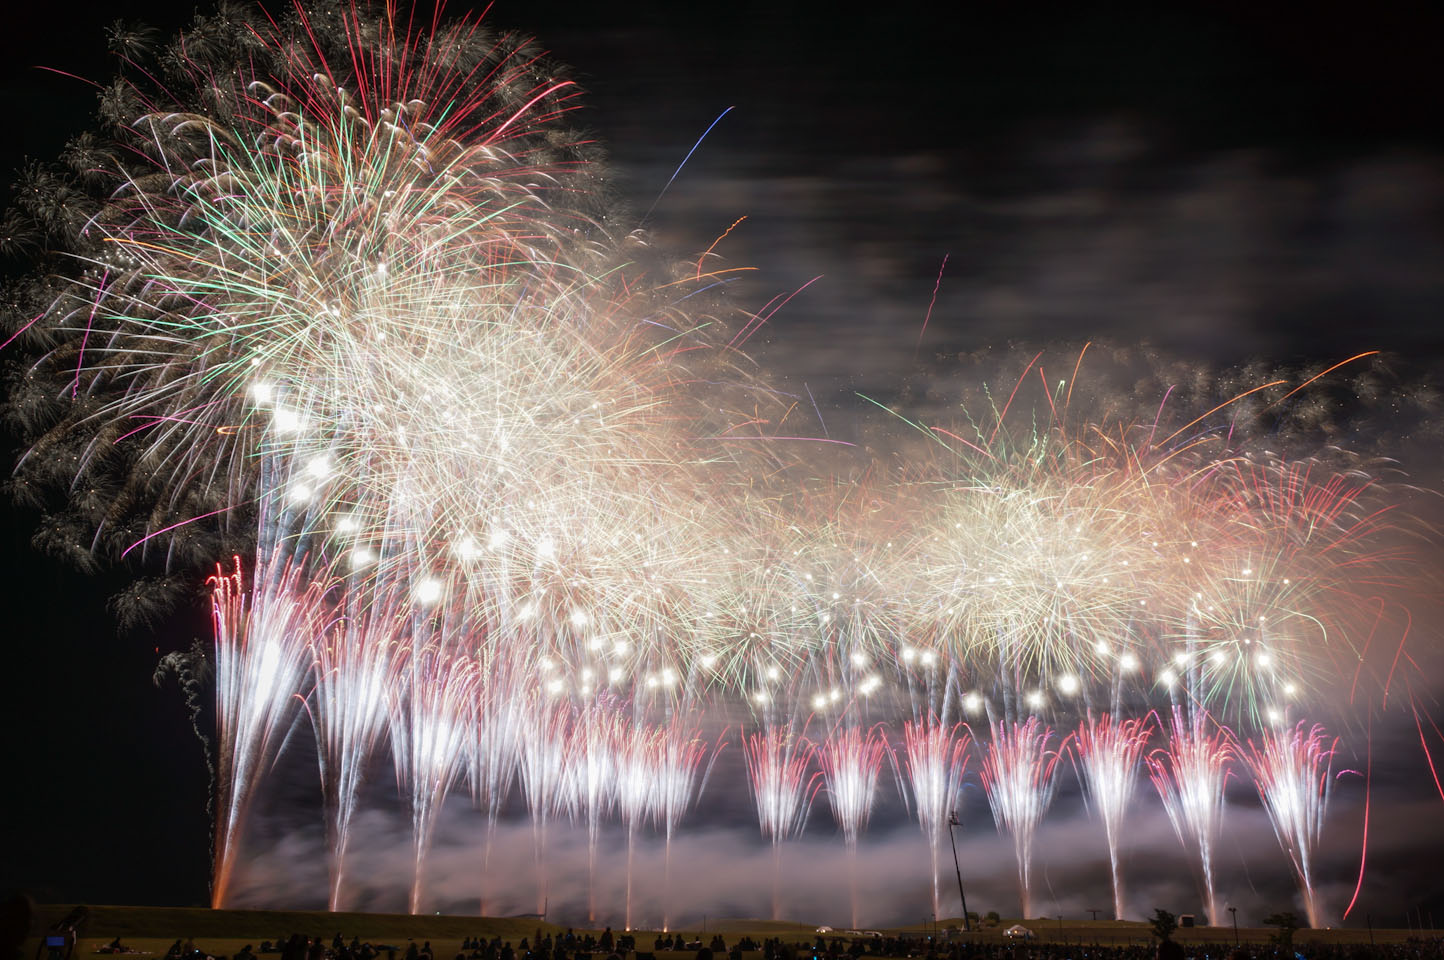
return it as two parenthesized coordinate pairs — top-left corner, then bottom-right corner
(1, 0), (1434, 930)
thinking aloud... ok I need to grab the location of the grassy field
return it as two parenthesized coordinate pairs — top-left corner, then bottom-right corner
(21, 902), (1433, 960)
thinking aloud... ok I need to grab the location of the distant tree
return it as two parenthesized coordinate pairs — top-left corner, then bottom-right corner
(985, 912), (1001, 927)
(1264, 912), (1299, 949)
(1150, 910), (1179, 942)
(966, 913), (980, 928)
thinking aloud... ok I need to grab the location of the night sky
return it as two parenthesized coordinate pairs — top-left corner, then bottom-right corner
(2, 0), (1442, 927)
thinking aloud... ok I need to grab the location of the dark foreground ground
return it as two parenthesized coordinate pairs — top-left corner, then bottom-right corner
(18, 904), (1443, 960)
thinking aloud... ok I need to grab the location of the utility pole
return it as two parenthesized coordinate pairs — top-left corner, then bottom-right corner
(947, 812), (972, 932)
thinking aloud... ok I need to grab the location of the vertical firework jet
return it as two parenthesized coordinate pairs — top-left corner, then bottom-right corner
(979, 717), (1063, 918)
(818, 723), (890, 927)
(743, 724), (818, 921)
(210, 557), (320, 908)
(389, 642), (477, 915)
(518, 697), (574, 918)
(1244, 721), (1339, 927)
(617, 721), (661, 930)
(900, 717), (972, 922)
(656, 718), (717, 931)
(309, 585), (401, 911)
(1074, 713), (1153, 920)
(1149, 707), (1233, 925)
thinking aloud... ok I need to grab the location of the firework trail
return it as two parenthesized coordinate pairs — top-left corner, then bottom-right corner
(818, 722), (890, 927)
(743, 723), (819, 921)
(1243, 721), (1339, 927)
(1148, 707), (1233, 925)
(307, 585), (402, 911)
(210, 557), (320, 908)
(978, 717), (1063, 918)
(900, 717), (972, 922)
(1074, 712), (1153, 920)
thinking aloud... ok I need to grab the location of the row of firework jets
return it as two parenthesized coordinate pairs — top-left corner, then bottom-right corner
(522, 642), (1301, 724)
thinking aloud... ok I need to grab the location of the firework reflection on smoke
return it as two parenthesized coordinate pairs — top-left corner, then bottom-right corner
(900, 717), (971, 922)
(1243, 721), (1339, 927)
(978, 717), (1063, 919)
(1074, 712), (1153, 920)
(519, 697), (574, 917)
(1149, 707), (1233, 925)
(743, 723), (819, 921)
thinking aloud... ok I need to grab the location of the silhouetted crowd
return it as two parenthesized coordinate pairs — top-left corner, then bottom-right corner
(127, 929), (1444, 960)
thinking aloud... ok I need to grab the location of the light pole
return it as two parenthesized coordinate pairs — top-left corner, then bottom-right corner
(1228, 907), (1238, 945)
(947, 812), (972, 932)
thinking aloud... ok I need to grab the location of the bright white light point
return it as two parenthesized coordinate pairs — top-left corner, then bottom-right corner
(350, 548), (374, 569)
(1173, 652), (1189, 666)
(1026, 690), (1045, 709)
(454, 537), (480, 560)
(546, 679), (564, 695)
(272, 408), (303, 433)
(289, 483), (313, 503)
(812, 695), (827, 710)
(1058, 674), (1080, 695)
(1243, 568), (1252, 575)
(1210, 650), (1227, 664)
(579, 668), (594, 682)
(901, 647), (917, 663)
(250, 382), (275, 403)
(1258, 652), (1273, 668)
(487, 528), (508, 549)
(608, 667), (625, 684)
(765, 666), (780, 681)
(831, 592), (840, 600)
(613, 640), (630, 655)
(1283, 682), (1297, 697)
(1119, 652), (1139, 671)
(850, 652), (869, 668)
(306, 457), (330, 479)
(335, 514), (358, 533)
(517, 603), (535, 621)
(921, 650), (938, 667)
(700, 654), (718, 669)
(963, 692), (983, 713)
(536, 536), (556, 559)
(538, 657), (555, 671)
(1094, 642), (1109, 657)
(829, 688), (842, 702)
(569, 609), (588, 628)
(754, 690), (770, 704)
(1267, 708), (1283, 724)
(414, 579), (443, 605)
(662, 669), (677, 686)
(1159, 669), (1177, 687)
(645, 675), (659, 689)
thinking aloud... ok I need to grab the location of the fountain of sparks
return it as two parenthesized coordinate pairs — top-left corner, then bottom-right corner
(901, 717), (972, 923)
(1244, 720), (1340, 927)
(1074, 712), (1153, 920)
(744, 724), (819, 921)
(1148, 707), (1233, 926)
(979, 717), (1063, 919)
